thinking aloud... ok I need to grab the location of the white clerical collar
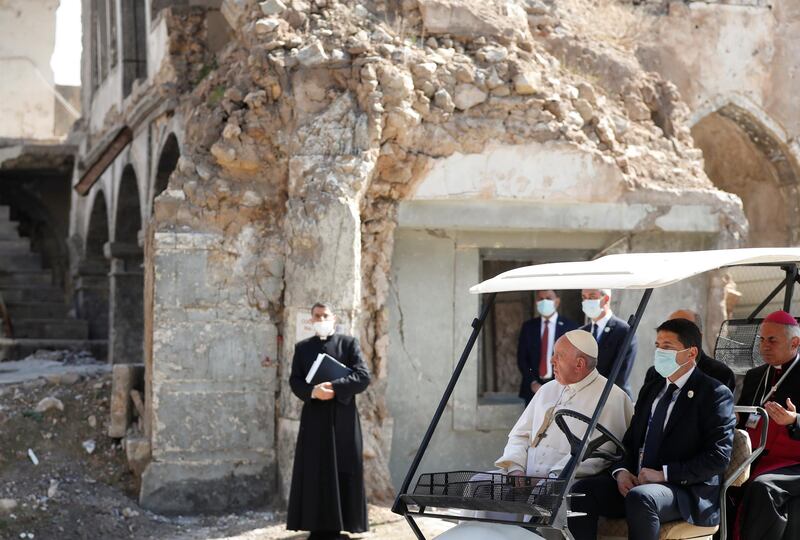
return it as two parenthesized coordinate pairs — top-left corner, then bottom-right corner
(774, 354), (798, 372)
(565, 369), (600, 394)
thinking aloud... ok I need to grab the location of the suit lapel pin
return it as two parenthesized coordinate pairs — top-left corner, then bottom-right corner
(687, 390), (694, 399)
(604, 327), (611, 333)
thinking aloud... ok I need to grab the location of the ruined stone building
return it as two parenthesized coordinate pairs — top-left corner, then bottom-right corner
(0, 0), (83, 359)
(3, 0), (800, 516)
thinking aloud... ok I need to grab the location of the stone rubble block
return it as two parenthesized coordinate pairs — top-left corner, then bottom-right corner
(125, 436), (151, 478)
(296, 41), (330, 67)
(255, 17), (282, 34)
(514, 70), (542, 95)
(434, 88), (456, 112)
(418, 0), (529, 40)
(0, 498), (17, 513)
(454, 83), (488, 110)
(109, 364), (144, 438)
(478, 45), (508, 63)
(259, 0), (286, 15)
(34, 396), (64, 413)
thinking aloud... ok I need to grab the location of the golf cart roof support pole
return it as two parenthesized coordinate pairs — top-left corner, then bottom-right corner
(391, 292), (498, 516)
(748, 279), (786, 322)
(551, 288), (654, 518)
(782, 264), (798, 312)
(404, 514), (426, 540)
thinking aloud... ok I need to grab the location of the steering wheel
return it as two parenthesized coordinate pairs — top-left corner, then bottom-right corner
(553, 409), (626, 463)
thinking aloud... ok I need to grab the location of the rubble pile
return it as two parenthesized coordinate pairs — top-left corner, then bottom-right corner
(142, 0), (746, 500)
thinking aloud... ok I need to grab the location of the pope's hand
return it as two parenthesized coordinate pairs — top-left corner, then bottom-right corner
(765, 398), (797, 426)
(638, 467), (665, 485)
(614, 469), (639, 497)
(312, 382), (336, 400)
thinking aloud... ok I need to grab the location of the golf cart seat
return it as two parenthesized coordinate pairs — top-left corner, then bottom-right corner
(598, 428), (754, 540)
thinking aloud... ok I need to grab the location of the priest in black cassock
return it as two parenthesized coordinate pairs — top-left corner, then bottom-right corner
(287, 302), (371, 540)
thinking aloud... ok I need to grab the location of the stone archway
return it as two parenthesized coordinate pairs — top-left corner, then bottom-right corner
(692, 103), (800, 247)
(109, 165), (144, 364)
(152, 133), (179, 208)
(79, 191), (111, 342)
(692, 103), (800, 318)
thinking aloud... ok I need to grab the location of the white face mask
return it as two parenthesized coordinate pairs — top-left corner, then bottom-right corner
(537, 299), (556, 318)
(313, 320), (335, 337)
(582, 299), (603, 319)
(654, 347), (689, 379)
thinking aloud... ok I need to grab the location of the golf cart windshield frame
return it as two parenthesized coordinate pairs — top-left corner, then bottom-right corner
(392, 252), (800, 540)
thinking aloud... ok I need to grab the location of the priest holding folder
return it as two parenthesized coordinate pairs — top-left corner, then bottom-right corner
(287, 302), (372, 540)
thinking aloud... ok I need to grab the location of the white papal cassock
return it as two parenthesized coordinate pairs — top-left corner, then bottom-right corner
(495, 369), (633, 478)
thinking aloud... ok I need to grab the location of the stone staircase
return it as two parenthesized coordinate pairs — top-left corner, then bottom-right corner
(0, 205), (106, 360)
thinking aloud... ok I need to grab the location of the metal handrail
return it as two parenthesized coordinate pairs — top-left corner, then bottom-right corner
(719, 406), (769, 540)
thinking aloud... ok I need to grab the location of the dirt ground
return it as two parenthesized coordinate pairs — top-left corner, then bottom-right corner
(0, 366), (452, 540)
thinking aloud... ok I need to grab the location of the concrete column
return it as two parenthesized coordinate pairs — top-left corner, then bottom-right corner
(278, 154), (373, 502)
(75, 258), (110, 341)
(139, 228), (279, 514)
(106, 242), (144, 365)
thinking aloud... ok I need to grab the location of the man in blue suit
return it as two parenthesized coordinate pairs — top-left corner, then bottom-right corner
(568, 318), (735, 540)
(517, 290), (579, 405)
(580, 288), (637, 397)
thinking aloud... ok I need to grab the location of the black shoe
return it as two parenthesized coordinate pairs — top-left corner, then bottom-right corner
(308, 532), (340, 540)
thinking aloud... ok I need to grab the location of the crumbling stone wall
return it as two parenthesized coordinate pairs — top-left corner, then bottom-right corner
(140, 0), (746, 511)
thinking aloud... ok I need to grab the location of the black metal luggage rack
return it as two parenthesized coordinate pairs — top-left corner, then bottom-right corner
(401, 470), (565, 524)
(715, 318), (764, 375)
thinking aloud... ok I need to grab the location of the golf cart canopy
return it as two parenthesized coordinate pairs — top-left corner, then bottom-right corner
(470, 247), (800, 294)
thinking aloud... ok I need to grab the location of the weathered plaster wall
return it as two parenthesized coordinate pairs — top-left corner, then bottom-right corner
(638, 1), (800, 140)
(0, 0), (60, 140)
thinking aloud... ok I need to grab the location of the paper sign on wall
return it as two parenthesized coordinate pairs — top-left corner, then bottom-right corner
(296, 312), (316, 343)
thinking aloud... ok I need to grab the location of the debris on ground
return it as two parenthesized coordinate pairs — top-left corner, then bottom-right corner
(0, 354), (446, 539)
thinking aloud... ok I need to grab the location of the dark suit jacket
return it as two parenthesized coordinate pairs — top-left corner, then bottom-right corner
(581, 315), (637, 397)
(618, 368), (735, 526)
(517, 314), (579, 402)
(643, 350), (736, 394)
(737, 355), (800, 441)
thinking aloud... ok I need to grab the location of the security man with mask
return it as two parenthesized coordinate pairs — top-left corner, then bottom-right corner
(580, 288), (637, 397)
(569, 318), (735, 540)
(517, 290), (579, 405)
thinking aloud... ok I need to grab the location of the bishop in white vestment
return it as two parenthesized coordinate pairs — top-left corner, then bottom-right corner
(495, 330), (634, 479)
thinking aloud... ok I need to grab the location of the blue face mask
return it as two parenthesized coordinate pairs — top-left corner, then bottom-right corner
(537, 299), (556, 317)
(653, 347), (689, 378)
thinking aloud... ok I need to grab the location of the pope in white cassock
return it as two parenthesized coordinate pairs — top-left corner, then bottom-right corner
(495, 329), (634, 479)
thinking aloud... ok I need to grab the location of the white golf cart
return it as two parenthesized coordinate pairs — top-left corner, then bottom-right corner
(391, 247), (799, 539)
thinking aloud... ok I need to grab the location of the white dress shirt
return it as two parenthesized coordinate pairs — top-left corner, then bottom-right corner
(496, 369), (634, 478)
(540, 313), (559, 379)
(590, 311), (613, 341)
